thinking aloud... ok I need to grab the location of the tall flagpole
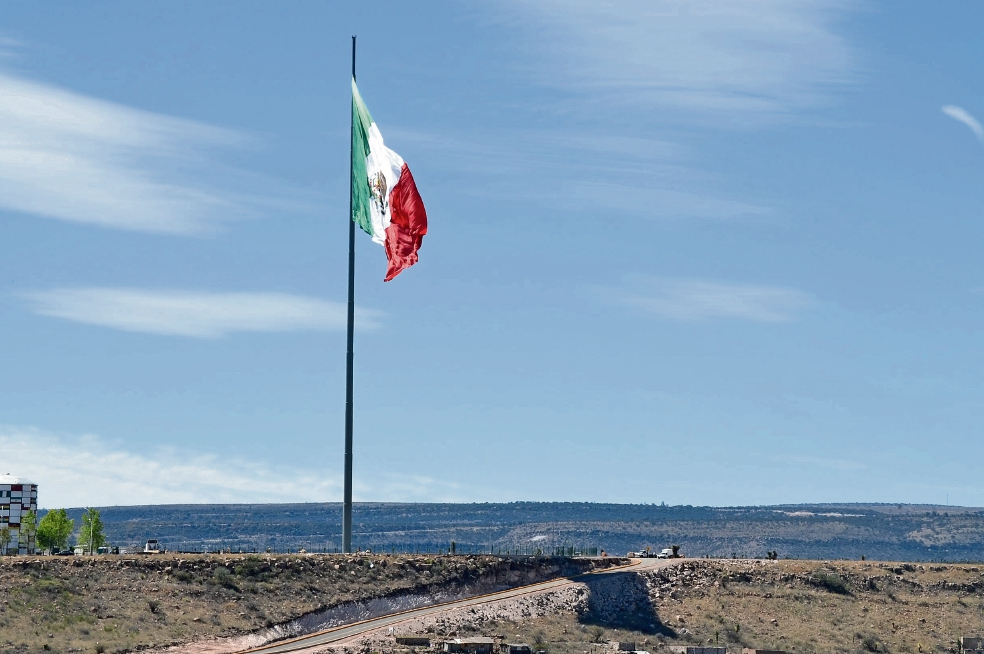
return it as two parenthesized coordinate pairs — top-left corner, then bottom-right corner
(343, 35), (356, 554)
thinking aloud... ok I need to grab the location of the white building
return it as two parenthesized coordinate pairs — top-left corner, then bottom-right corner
(0, 474), (38, 554)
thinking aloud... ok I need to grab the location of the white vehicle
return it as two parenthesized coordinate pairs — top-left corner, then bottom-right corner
(143, 539), (164, 554)
(657, 548), (674, 559)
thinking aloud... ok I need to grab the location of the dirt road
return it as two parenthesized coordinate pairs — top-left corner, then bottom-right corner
(238, 558), (679, 654)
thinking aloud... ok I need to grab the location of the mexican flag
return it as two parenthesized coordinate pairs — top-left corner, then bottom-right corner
(351, 79), (428, 282)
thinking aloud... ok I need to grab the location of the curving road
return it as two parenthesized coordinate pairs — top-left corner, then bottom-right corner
(238, 557), (678, 654)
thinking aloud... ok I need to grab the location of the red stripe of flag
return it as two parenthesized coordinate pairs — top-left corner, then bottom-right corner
(383, 163), (428, 282)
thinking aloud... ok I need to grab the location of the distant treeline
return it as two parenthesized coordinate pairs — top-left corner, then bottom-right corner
(46, 502), (984, 562)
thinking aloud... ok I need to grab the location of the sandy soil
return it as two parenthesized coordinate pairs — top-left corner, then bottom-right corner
(0, 553), (603, 654)
(300, 560), (984, 654)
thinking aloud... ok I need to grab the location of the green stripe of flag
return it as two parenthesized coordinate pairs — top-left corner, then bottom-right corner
(351, 79), (373, 236)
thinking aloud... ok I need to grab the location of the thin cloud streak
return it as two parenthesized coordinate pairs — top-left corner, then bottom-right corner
(565, 183), (770, 221)
(0, 71), (320, 234)
(942, 105), (984, 145)
(0, 426), (339, 506)
(497, 0), (858, 123)
(0, 426), (476, 507)
(23, 288), (381, 337)
(772, 453), (867, 472)
(609, 276), (812, 322)
(397, 128), (768, 221)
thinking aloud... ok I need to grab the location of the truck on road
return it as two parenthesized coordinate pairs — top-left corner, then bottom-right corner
(143, 539), (164, 554)
(628, 548), (662, 558)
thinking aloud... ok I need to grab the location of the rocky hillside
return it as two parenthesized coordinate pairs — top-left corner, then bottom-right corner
(66, 502), (984, 561)
(352, 559), (984, 654)
(0, 553), (616, 654)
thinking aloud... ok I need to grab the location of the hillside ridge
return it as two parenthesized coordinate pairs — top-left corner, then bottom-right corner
(42, 502), (984, 561)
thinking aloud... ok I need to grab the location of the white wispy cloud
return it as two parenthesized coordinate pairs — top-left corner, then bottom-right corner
(397, 128), (769, 221)
(23, 288), (381, 337)
(0, 37), (23, 57)
(0, 426), (339, 506)
(0, 426), (474, 507)
(942, 105), (984, 144)
(609, 275), (813, 322)
(773, 454), (867, 472)
(496, 0), (858, 123)
(565, 184), (770, 221)
(0, 71), (319, 234)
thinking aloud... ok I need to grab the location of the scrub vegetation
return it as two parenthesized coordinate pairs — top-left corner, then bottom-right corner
(0, 553), (609, 654)
(68, 502), (984, 561)
(368, 559), (984, 654)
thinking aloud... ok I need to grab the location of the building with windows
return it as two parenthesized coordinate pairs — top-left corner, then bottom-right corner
(0, 474), (38, 554)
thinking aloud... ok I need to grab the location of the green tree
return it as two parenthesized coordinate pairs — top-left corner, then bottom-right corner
(19, 510), (37, 554)
(79, 508), (106, 554)
(0, 526), (10, 555)
(37, 509), (74, 552)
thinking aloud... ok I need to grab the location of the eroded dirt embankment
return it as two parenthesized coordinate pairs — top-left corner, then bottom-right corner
(344, 560), (984, 654)
(0, 553), (622, 654)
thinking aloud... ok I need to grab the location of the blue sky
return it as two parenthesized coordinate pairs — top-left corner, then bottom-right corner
(1, 1), (984, 509)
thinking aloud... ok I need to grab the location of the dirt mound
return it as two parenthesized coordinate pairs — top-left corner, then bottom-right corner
(341, 559), (984, 654)
(0, 553), (613, 654)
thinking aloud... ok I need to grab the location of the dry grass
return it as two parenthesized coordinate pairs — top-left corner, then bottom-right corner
(652, 559), (976, 654)
(0, 553), (579, 654)
(6, 556), (983, 654)
(406, 560), (984, 654)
